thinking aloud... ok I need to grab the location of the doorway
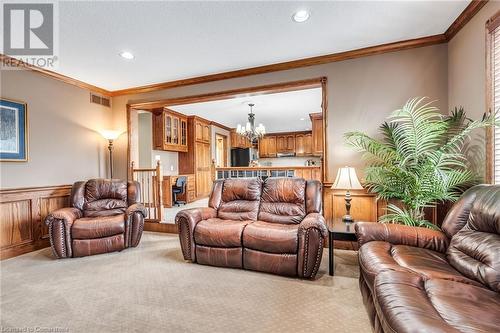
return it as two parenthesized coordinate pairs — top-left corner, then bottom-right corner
(215, 133), (228, 167)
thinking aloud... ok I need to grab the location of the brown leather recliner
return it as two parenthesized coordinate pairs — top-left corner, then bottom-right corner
(355, 185), (500, 333)
(45, 179), (147, 258)
(175, 177), (327, 279)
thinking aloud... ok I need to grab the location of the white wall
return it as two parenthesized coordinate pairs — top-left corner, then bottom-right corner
(448, 1), (500, 180)
(0, 69), (112, 188)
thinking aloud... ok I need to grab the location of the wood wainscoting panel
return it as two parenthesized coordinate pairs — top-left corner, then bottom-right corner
(39, 195), (70, 239)
(0, 185), (72, 259)
(0, 200), (32, 249)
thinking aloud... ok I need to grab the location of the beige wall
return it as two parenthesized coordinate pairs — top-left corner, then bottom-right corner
(0, 69), (112, 189)
(112, 44), (448, 182)
(448, 2), (500, 180)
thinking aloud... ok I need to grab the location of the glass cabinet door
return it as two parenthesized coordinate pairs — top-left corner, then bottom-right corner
(173, 117), (179, 144)
(181, 120), (187, 146)
(165, 115), (172, 143)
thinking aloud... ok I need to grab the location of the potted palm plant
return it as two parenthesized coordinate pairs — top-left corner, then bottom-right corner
(345, 97), (497, 229)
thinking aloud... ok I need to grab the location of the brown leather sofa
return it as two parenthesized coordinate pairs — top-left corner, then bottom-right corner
(45, 179), (147, 258)
(355, 185), (500, 333)
(175, 177), (327, 278)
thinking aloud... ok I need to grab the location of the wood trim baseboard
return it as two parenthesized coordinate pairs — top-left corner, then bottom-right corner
(445, 0), (489, 40)
(144, 222), (178, 233)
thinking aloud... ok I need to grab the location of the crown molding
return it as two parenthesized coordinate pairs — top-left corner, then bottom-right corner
(445, 0), (488, 40)
(111, 34), (447, 97)
(1, 1), (488, 97)
(0, 54), (112, 96)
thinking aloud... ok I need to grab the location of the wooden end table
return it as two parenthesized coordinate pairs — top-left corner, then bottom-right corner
(326, 217), (358, 276)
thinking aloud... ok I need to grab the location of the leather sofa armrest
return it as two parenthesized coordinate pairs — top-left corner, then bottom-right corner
(45, 207), (82, 258)
(125, 204), (146, 248)
(298, 213), (328, 238)
(126, 203), (148, 218)
(298, 213), (328, 279)
(355, 222), (450, 253)
(175, 207), (217, 261)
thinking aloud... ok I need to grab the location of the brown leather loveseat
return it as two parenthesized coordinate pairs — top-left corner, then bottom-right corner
(355, 185), (500, 332)
(175, 177), (327, 279)
(45, 179), (147, 258)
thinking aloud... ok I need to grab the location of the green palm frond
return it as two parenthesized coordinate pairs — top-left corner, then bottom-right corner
(344, 97), (499, 229)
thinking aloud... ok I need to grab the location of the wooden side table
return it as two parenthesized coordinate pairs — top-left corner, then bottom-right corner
(326, 217), (358, 276)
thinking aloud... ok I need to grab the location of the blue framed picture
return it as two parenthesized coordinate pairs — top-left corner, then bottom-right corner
(0, 99), (28, 161)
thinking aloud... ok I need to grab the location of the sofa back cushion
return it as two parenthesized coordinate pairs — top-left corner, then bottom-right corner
(447, 185), (500, 292)
(71, 179), (129, 217)
(258, 177), (306, 224)
(305, 180), (322, 214)
(441, 185), (489, 238)
(217, 178), (262, 221)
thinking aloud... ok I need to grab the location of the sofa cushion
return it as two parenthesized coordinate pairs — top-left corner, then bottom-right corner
(72, 215), (125, 239)
(218, 178), (262, 221)
(447, 186), (500, 292)
(258, 178), (306, 224)
(194, 218), (251, 247)
(85, 179), (128, 202)
(359, 241), (481, 291)
(243, 248), (297, 276)
(373, 271), (500, 333)
(243, 221), (299, 254)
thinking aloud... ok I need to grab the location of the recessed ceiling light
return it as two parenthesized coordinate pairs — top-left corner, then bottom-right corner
(292, 10), (310, 23)
(300, 118), (305, 121)
(119, 51), (134, 60)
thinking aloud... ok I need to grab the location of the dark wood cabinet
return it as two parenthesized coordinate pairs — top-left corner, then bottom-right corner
(153, 108), (188, 152)
(310, 113), (323, 156)
(179, 116), (212, 199)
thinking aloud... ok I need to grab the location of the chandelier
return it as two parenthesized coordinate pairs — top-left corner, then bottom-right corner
(236, 103), (266, 141)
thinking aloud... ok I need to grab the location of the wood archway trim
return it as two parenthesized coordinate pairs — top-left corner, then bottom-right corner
(127, 76), (329, 182)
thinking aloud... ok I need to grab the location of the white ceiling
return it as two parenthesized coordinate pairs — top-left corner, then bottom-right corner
(170, 87), (322, 133)
(22, 1), (470, 90)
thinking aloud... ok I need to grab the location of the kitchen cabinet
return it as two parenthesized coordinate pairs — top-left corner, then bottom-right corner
(230, 130), (252, 148)
(310, 113), (323, 156)
(258, 135), (277, 158)
(195, 120), (211, 143)
(153, 108), (188, 152)
(295, 133), (313, 156)
(276, 135), (295, 154)
(179, 116), (213, 198)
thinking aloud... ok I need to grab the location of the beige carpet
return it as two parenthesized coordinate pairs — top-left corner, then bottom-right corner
(0, 232), (370, 333)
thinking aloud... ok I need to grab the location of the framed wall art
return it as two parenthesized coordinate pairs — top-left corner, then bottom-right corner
(0, 99), (28, 161)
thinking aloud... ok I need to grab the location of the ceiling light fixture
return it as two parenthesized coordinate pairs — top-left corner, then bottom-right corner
(119, 51), (134, 60)
(292, 10), (310, 23)
(236, 103), (266, 142)
(300, 118), (305, 121)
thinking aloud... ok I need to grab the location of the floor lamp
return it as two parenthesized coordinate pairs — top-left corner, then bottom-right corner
(101, 130), (122, 179)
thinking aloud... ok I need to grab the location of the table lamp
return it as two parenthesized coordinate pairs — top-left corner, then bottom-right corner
(332, 166), (364, 222)
(101, 130), (122, 179)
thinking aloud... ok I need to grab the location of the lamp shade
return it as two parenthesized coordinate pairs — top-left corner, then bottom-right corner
(332, 167), (363, 190)
(101, 130), (122, 140)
